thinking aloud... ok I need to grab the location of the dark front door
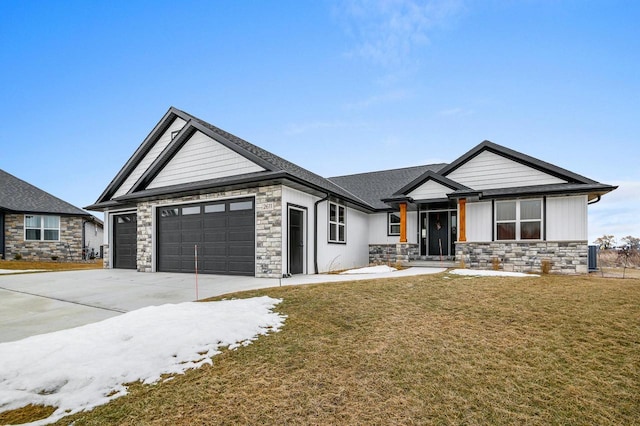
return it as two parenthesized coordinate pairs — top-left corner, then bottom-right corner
(113, 213), (137, 269)
(428, 211), (449, 257)
(157, 199), (255, 276)
(288, 208), (304, 274)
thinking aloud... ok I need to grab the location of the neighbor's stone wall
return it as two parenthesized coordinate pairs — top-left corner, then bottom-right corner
(102, 244), (110, 268)
(3, 213), (84, 261)
(456, 241), (589, 274)
(135, 185), (282, 278)
(369, 243), (419, 265)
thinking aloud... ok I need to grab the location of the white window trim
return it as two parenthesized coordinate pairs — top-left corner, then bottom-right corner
(328, 202), (346, 244)
(495, 199), (543, 241)
(24, 214), (61, 242)
(388, 212), (400, 236)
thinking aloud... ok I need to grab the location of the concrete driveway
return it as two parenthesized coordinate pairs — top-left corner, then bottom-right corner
(0, 267), (445, 343)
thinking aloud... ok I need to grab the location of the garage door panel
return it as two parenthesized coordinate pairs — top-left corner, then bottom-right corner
(114, 213), (137, 269)
(157, 199), (255, 276)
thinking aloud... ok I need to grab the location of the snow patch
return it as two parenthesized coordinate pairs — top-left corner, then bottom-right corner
(0, 296), (285, 425)
(450, 269), (539, 278)
(340, 265), (397, 274)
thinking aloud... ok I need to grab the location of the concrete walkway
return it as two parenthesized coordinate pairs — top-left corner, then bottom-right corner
(0, 267), (445, 343)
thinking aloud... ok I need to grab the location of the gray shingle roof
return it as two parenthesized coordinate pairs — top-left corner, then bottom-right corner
(0, 169), (89, 215)
(329, 164), (447, 210)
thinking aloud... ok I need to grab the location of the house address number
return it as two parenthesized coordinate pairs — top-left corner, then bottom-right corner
(259, 202), (275, 211)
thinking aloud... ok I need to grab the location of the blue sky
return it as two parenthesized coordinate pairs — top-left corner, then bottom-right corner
(1, 0), (638, 244)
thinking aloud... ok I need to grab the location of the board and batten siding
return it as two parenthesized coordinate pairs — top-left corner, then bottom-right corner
(447, 150), (566, 190)
(546, 195), (588, 241)
(465, 201), (492, 242)
(407, 180), (452, 200)
(316, 202), (369, 273)
(147, 131), (265, 189)
(368, 211), (418, 245)
(281, 185), (320, 275)
(113, 117), (187, 197)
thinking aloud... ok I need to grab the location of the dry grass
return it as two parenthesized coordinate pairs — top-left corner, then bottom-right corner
(5, 272), (638, 425)
(0, 404), (56, 425)
(0, 259), (103, 271)
(597, 250), (640, 279)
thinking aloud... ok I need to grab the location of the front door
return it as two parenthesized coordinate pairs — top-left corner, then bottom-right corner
(288, 208), (304, 275)
(428, 211), (449, 257)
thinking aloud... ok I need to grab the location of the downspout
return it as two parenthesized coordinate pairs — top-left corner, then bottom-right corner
(314, 193), (330, 274)
(82, 219), (87, 260)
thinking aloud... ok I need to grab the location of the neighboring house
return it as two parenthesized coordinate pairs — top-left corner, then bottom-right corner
(0, 169), (98, 261)
(83, 216), (104, 259)
(86, 107), (616, 276)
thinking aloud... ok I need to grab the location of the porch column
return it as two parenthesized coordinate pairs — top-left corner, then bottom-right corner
(459, 199), (467, 242)
(399, 202), (407, 243)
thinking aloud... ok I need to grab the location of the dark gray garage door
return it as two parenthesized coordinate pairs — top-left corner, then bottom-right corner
(113, 213), (137, 269)
(157, 198), (255, 275)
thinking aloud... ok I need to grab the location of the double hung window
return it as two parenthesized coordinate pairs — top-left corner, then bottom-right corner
(388, 212), (401, 236)
(495, 200), (542, 240)
(328, 202), (346, 243)
(25, 215), (60, 241)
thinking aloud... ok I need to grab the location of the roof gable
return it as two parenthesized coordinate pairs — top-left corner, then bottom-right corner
(393, 170), (470, 200)
(440, 141), (597, 189)
(146, 129), (266, 189)
(0, 169), (88, 215)
(89, 107), (371, 210)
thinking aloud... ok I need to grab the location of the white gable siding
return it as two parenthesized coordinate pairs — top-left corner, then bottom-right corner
(447, 150), (566, 190)
(407, 180), (452, 200)
(113, 117), (187, 197)
(465, 201), (492, 242)
(546, 195), (588, 241)
(368, 211), (418, 244)
(147, 130), (265, 189)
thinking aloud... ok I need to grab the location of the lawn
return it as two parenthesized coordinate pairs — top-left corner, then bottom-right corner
(4, 272), (639, 425)
(0, 259), (103, 271)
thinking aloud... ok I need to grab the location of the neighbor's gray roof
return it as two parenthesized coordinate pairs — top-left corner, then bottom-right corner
(329, 164), (447, 210)
(0, 169), (89, 215)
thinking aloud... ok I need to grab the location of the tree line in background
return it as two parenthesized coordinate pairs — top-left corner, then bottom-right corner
(593, 235), (640, 252)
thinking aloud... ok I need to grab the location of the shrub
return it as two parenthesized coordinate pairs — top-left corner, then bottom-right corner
(491, 257), (501, 271)
(541, 259), (552, 274)
(13, 253), (22, 261)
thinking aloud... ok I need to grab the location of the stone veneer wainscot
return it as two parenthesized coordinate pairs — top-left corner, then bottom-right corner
(456, 241), (589, 274)
(132, 185), (283, 278)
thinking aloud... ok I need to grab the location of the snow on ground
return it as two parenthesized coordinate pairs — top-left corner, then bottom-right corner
(0, 296), (286, 425)
(450, 269), (539, 278)
(340, 265), (397, 274)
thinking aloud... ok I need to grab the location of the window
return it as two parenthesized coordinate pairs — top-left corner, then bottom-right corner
(495, 199), (542, 241)
(25, 215), (60, 241)
(230, 200), (253, 211)
(182, 206), (200, 215)
(328, 202), (346, 243)
(388, 212), (401, 236)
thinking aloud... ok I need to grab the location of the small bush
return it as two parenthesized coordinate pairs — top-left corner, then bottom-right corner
(13, 253), (22, 261)
(51, 255), (59, 261)
(541, 259), (552, 274)
(491, 257), (501, 271)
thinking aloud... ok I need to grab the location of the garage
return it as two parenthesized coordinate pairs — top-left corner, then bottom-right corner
(157, 198), (255, 275)
(113, 213), (137, 269)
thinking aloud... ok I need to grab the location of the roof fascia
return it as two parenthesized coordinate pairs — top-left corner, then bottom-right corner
(127, 119), (280, 195)
(93, 107), (191, 204)
(393, 170), (469, 196)
(439, 140), (598, 184)
(449, 183), (617, 201)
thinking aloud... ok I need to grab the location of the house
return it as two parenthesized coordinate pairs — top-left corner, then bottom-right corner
(86, 107), (616, 276)
(0, 169), (101, 261)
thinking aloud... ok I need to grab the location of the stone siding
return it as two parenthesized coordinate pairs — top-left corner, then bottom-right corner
(369, 243), (419, 265)
(133, 185), (282, 278)
(456, 241), (589, 274)
(3, 213), (85, 261)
